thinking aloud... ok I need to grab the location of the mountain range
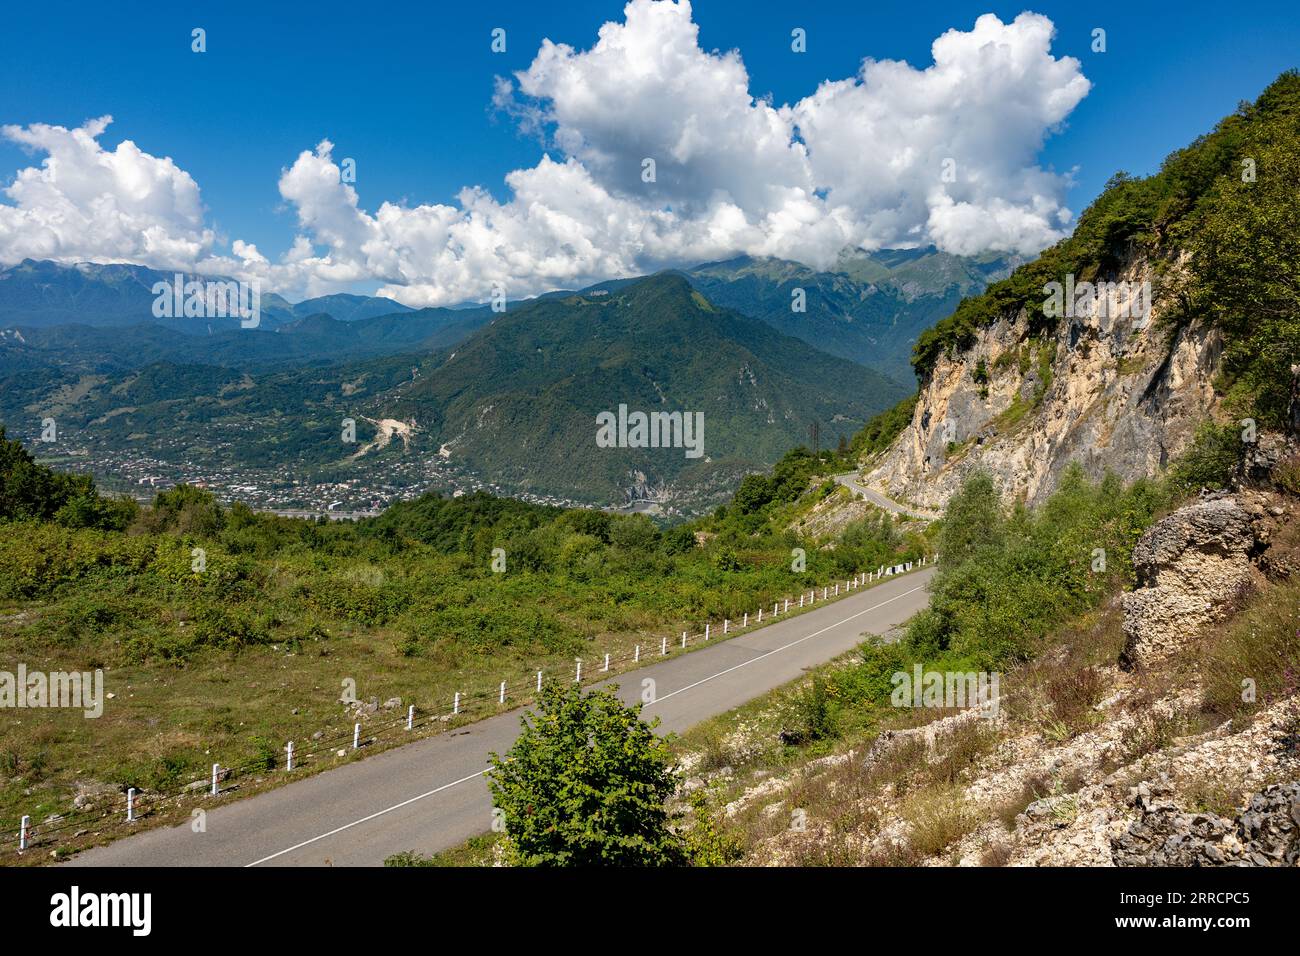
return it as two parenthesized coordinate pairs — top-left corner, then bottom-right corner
(0, 247), (1016, 383)
(0, 271), (908, 509)
(0, 244), (1023, 509)
(684, 248), (1020, 382)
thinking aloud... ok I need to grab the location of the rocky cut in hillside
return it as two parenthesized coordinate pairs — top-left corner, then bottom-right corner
(860, 71), (1300, 510)
(676, 440), (1300, 869)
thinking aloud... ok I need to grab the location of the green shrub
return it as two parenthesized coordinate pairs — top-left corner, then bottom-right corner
(487, 684), (688, 866)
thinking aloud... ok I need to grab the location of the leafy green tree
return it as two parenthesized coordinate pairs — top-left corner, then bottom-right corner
(146, 484), (226, 536)
(770, 446), (818, 501)
(0, 426), (131, 529)
(608, 513), (660, 552)
(487, 684), (688, 866)
(937, 470), (1003, 568)
(732, 472), (775, 514)
(660, 523), (696, 555)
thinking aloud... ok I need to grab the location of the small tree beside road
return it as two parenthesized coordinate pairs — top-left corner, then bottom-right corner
(487, 683), (688, 866)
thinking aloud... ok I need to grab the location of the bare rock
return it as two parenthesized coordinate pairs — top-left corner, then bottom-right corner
(1121, 496), (1257, 668)
(1235, 431), (1299, 488)
(1113, 780), (1300, 866)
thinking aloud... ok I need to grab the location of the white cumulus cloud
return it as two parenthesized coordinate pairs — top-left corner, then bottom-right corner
(0, 116), (216, 270)
(0, 2), (1090, 305)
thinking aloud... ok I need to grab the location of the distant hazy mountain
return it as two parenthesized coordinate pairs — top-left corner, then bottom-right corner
(290, 293), (413, 322)
(0, 259), (293, 330)
(0, 250), (1017, 385)
(0, 259), (416, 332)
(0, 259), (494, 371)
(0, 304), (495, 374)
(684, 247), (1021, 382)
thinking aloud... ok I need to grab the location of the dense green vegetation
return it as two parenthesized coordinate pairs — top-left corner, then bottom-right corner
(0, 426), (136, 530)
(0, 430), (923, 833)
(745, 465), (1171, 745)
(912, 70), (1300, 430)
(849, 394), (919, 460)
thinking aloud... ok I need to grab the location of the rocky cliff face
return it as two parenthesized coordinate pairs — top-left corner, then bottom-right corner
(863, 256), (1223, 509)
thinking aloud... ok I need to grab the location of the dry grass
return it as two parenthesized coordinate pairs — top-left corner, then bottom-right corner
(1180, 776), (1244, 817)
(929, 718), (999, 785)
(1001, 602), (1124, 742)
(979, 840), (1014, 866)
(897, 784), (978, 860)
(1201, 577), (1300, 725)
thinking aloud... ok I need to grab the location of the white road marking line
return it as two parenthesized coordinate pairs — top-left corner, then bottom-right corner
(246, 575), (930, 867)
(245, 769), (489, 867)
(644, 584), (926, 708)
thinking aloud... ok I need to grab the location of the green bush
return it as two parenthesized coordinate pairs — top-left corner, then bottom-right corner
(487, 684), (688, 866)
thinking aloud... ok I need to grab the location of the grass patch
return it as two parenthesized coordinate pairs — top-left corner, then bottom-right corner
(1201, 577), (1300, 724)
(384, 833), (502, 867)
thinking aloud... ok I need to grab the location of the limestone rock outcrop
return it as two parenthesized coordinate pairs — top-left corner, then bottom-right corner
(863, 255), (1222, 510)
(1120, 495), (1258, 668)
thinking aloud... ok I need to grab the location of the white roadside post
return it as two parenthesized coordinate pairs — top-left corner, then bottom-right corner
(758, 608), (763, 622)
(634, 645), (640, 663)
(835, 583), (839, 596)
(800, 594), (804, 608)
(743, 612), (748, 627)
(723, 619), (729, 634)
(127, 788), (136, 822)
(603, 653), (610, 672)
(823, 587), (828, 600)
(575, 659), (582, 683)
(286, 742), (295, 771)
(537, 671), (543, 692)
(705, 623), (711, 641)
(211, 763), (219, 796)
(499, 681), (506, 705)
(661, 636), (667, 656)
(773, 602), (778, 616)
(454, 692), (460, 715)
(681, 631), (687, 649)
(407, 705), (414, 730)
(19, 815), (29, 851)
(353, 723), (361, 749)
(784, 598), (789, 613)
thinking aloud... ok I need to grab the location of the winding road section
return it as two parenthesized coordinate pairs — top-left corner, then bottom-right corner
(833, 472), (941, 521)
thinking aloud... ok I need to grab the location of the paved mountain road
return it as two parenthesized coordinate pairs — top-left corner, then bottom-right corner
(833, 472), (941, 521)
(68, 567), (935, 867)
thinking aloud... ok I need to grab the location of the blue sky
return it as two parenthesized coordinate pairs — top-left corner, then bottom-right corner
(1, 0), (1296, 301)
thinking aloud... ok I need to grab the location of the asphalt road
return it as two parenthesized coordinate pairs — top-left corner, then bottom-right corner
(833, 472), (940, 521)
(67, 566), (935, 867)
